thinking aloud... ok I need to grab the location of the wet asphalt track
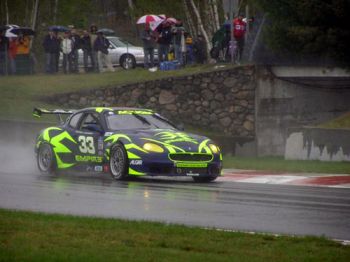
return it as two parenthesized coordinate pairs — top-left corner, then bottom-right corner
(0, 121), (350, 240)
(1, 163), (350, 240)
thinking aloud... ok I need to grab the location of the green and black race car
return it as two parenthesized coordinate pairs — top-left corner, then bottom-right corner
(33, 107), (222, 182)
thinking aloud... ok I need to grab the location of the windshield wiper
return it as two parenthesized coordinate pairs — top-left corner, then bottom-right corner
(132, 113), (153, 126)
(153, 114), (177, 129)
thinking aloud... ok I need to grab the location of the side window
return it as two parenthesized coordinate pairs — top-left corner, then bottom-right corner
(80, 113), (103, 132)
(68, 113), (83, 129)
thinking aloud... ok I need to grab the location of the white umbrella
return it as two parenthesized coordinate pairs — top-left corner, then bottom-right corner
(5, 31), (17, 37)
(5, 24), (20, 37)
(136, 14), (163, 24)
(166, 17), (178, 24)
(150, 19), (164, 31)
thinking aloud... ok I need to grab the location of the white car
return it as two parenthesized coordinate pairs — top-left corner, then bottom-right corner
(61, 36), (157, 70)
(102, 36), (145, 69)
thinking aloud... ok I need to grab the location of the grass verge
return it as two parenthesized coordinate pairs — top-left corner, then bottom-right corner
(223, 156), (350, 174)
(317, 112), (350, 129)
(1, 208), (349, 261)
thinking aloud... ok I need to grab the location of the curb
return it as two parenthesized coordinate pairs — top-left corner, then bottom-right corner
(220, 169), (350, 188)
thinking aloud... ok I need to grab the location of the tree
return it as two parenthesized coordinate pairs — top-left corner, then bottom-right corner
(183, 0), (224, 59)
(256, 0), (350, 66)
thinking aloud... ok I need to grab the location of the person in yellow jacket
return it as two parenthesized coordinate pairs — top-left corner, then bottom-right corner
(16, 32), (30, 55)
(15, 32), (32, 74)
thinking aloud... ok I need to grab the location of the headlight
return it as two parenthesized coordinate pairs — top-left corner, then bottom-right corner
(143, 143), (164, 153)
(209, 144), (220, 154)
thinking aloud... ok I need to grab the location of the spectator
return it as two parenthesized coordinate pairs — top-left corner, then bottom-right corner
(90, 24), (98, 72)
(157, 21), (172, 62)
(193, 34), (207, 64)
(0, 30), (9, 75)
(16, 32), (30, 55)
(15, 32), (32, 74)
(61, 31), (73, 74)
(43, 30), (60, 73)
(8, 37), (17, 75)
(81, 30), (95, 73)
(172, 20), (186, 65)
(141, 23), (156, 69)
(53, 31), (61, 73)
(70, 29), (81, 73)
(233, 13), (246, 62)
(93, 31), (114, 73)
(186, 35), (194, 64)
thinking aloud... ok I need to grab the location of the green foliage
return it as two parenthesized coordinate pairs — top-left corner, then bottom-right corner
(317, 112), (350, 129)
(255, 0), (350, 66)
(56, 0), (93, 28)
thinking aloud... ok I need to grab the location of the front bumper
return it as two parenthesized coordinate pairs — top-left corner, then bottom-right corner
(129, 159), (222, 177)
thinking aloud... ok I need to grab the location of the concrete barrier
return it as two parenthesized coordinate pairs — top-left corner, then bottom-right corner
(285, 127), (350, 161)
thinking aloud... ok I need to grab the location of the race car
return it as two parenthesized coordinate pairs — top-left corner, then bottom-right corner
(33, 107), (222, 182)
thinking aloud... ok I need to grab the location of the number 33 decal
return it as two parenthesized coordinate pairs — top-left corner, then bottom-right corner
(78, 136), (95, 154)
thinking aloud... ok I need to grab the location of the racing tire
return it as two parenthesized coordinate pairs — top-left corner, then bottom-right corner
(37, 143), (57, 174)
(192, 176), (217, 183)
(120, 54), (136, 70)
(109, 143), (128, 180)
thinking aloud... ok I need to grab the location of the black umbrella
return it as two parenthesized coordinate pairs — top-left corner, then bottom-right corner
(48, 25), (69, 32)
(97, 28), (115, 36)
(0, 25), (10, 32)
(6, 27), (35, 36)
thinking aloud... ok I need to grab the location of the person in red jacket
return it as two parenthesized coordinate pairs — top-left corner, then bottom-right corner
(233, 14), (246, 62)
(8, 37), (17, 75)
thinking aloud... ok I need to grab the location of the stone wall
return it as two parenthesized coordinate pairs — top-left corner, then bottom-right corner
(49, 66), (256, 138)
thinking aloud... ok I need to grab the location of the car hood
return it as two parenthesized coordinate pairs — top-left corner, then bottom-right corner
(105, 129), (214, 154)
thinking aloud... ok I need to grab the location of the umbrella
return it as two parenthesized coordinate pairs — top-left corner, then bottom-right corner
(150, 17), (178, 31)
(0, 25), (10, 32)
(48, 25), (69, 32)
(1, 24), (18, 33)
(97, 28), (115, 36)
(166, 17), (178, 24)
(136, 14), (163, 24)
(5, 27), (35, 37)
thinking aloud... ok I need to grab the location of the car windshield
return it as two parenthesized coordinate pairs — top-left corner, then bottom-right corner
(106, 113), (176, 130)
(108, 37), (134, 47)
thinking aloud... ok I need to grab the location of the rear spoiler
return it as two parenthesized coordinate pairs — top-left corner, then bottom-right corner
(33, 107), (75, 124)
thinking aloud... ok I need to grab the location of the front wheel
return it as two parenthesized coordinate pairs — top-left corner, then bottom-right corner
(37, 143), (57, 174)
(120, 54), (136, 70)
(109, 143), (128, 180)
(192, 176), (217, 183)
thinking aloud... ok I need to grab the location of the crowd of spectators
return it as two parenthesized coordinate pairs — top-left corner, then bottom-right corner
(0, 15), (248, 76)
(140, 20), (207, 69)
(42, 24), (115, 74)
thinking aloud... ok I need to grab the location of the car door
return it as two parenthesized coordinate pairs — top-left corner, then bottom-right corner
(108, 41), (119, 65)
(68, 112), (105, 167)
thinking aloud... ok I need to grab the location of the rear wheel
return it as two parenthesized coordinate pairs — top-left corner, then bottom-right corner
(192, 176), (217, 183)
(120, 54), (136, 70)
(109, 143), (128, 180)
(37, 143), (57, 174)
